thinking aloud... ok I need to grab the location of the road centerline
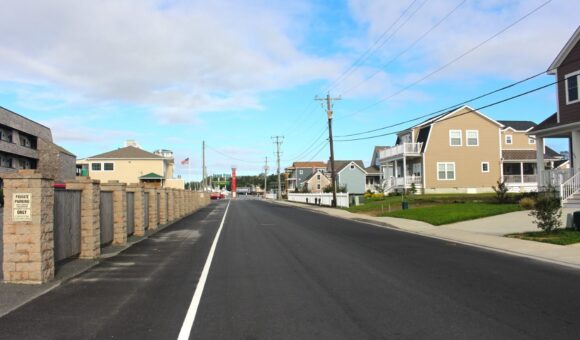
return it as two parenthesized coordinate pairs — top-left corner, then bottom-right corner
(177, 199), (231, 340)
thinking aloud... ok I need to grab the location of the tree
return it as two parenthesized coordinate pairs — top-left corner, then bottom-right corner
(529, 187), (562, 232)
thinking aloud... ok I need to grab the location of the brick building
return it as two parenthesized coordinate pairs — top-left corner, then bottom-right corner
(0, 106), (76, 184)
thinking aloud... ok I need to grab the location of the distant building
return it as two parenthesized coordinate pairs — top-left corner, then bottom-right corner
(0, 105), (76, 183)
(77, 141), (184, 188)
(285, 161), (327, 192)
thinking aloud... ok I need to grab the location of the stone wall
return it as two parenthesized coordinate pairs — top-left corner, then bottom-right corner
(2, 172), (210, 284)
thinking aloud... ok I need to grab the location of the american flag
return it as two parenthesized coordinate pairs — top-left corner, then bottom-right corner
(181, 157), (189, 165)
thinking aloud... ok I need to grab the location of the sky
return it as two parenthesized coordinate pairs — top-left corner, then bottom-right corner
(0, 0), (578, 180)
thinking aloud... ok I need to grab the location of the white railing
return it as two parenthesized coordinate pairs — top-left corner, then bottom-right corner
(503, 174), (537, 184)
(543, 168), (578, 187)
(264, 193), (277, 199)
(287, 193), (350, 208)
(382, 176), (421, 192)
(560, 172), (580, 204)
(379, 143), (423, 160)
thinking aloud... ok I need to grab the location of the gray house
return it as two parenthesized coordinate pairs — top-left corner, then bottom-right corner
(328, 160), (367, 194)
(285, 161), (327, 192)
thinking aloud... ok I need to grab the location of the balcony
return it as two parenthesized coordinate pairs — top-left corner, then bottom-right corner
(384, 175), (422, 188)
(379, 143), (423, 160)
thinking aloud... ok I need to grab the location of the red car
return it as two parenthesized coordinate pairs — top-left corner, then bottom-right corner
(210, 192), (226, 200)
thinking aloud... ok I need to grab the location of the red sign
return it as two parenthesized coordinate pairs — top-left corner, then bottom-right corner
(231, 168), (237, 196)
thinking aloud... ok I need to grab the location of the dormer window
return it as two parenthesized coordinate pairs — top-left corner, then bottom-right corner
(565, 71), (579, 104)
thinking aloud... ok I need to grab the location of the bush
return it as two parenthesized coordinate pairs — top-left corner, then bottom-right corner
(529, 188), (561, 232)
(492, 179), (509, 203)
(519, 197), (535, 210)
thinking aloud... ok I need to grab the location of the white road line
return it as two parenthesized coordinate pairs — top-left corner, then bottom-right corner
(177, 200), (231, 340)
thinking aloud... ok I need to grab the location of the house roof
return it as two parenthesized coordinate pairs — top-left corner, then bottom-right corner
(405, 105), (503, 132)
(364, 165), (381, 175)
(502, 147), (562, 161)
(370, 146), (388, 166)
(497, 120), (536, 131)
(330, 160), (365, 173)
(139, 172), (164, 179)
(55, 144), (76, 157)
(416, 125), (431, 152)
(528, 113), (558, 133)
(88, 146), (164, 159)
(287, 161), (326, 169)
(547, 26), (580, 74)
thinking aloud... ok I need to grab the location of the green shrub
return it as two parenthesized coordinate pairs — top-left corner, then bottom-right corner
(492, 179), (509, 203)
(519, 197), (535, 210)
(529, 188), (561, 232)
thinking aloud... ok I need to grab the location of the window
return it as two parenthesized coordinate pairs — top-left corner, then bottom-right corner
(505, 135), (513, 145)
(449, 130), (462, 146)
(317, 174), (320, 180)
(528, 137), (536, 145)
(299, 170), (303, 175)
(91, 163), (101, 171)
(437, 162), (455, 180)
(566, 71), (580, 104)
(317, 184), (321, 190)
(481, 162), (489, 173)
(466, 130), (479, 146)
(350, 164), (355, 169)
(104, 163), (114, 171)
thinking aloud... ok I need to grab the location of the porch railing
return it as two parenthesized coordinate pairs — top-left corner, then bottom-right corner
(560, 171), (580, 205)
(379, 143), (423, 160)
(503, 174), (537, 184)
(543, 168), (578, 187)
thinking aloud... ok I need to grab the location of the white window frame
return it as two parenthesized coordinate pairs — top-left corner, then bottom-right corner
(103, 162), (115, 171)
(505, 135), (513, 145)
(481, 162), (490, 173)
(437, 162), (456, 181)
(565, 70), (580, 105)
(91, 162), (102, 171)
(449, 130), (462, 147)
(528, 137), (536, 145)
(299, 169), (303, 175)
(466, 130), (479, 147)
(317, 184), (321, 190)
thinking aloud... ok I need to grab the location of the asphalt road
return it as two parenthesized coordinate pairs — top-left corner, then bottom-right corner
(1, 199), (580, 339)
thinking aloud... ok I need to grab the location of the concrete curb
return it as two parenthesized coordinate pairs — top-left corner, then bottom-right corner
(268, 199), (580, 271)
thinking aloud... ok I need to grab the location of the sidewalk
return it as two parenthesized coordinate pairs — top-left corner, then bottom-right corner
(0, 215), (186, 318)
(271, 200), (580, 270)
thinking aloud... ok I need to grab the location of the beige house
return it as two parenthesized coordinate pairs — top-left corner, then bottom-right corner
(303, 171), (331, 193)
(77, 142), (184, 189)
(380, 106), (561, 194)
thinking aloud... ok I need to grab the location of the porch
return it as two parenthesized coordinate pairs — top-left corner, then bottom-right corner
(381, 156), (423, 193)
(502, 162), (538, 192)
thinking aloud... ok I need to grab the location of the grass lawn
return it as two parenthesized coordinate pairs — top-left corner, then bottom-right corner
(346, 193), (500, 216)
(506, 229), (580, 245)
(382, 203), (521, 226)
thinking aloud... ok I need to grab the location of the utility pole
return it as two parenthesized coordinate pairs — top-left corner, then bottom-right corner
(315, 93), (341, 207)
(271, 136), (284, 200)
(202, 140), (206, 191)
(263, 156), (269, 196)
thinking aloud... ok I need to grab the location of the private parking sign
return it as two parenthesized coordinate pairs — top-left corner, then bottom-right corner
(13, 193), (32, 222)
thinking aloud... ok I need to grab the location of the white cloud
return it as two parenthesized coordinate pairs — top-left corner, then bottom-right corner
(346, 0), (579, 82)
(0, 0), (343, 123)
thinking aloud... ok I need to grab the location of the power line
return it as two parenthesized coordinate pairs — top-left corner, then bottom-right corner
(307, 140), (329, 162)
(326, 0), (428, 94)
(334, 79), (557, 142)
(205, 144), (264, 164)
(339, 0), (467, 96)
(283, 126), (328, 161)
(334, 54), (580, 139)
(339, 0), (553, 119)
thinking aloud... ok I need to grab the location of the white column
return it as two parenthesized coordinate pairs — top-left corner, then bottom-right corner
(572, 130), (580, 173)
(402, 157), (407, 188)
(536, 137), (545, 187)
(520, 162), (524, 184)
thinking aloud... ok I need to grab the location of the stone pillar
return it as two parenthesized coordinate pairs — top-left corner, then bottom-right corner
(101, 181), (127, 246)
(66, 178), (101, 259)
(167, 189), (175, 222)
(157, 188), (169, 225)
(127, 184), (145, 237)
(3, 171), (54, 283)
(146, 188), (159, 230)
